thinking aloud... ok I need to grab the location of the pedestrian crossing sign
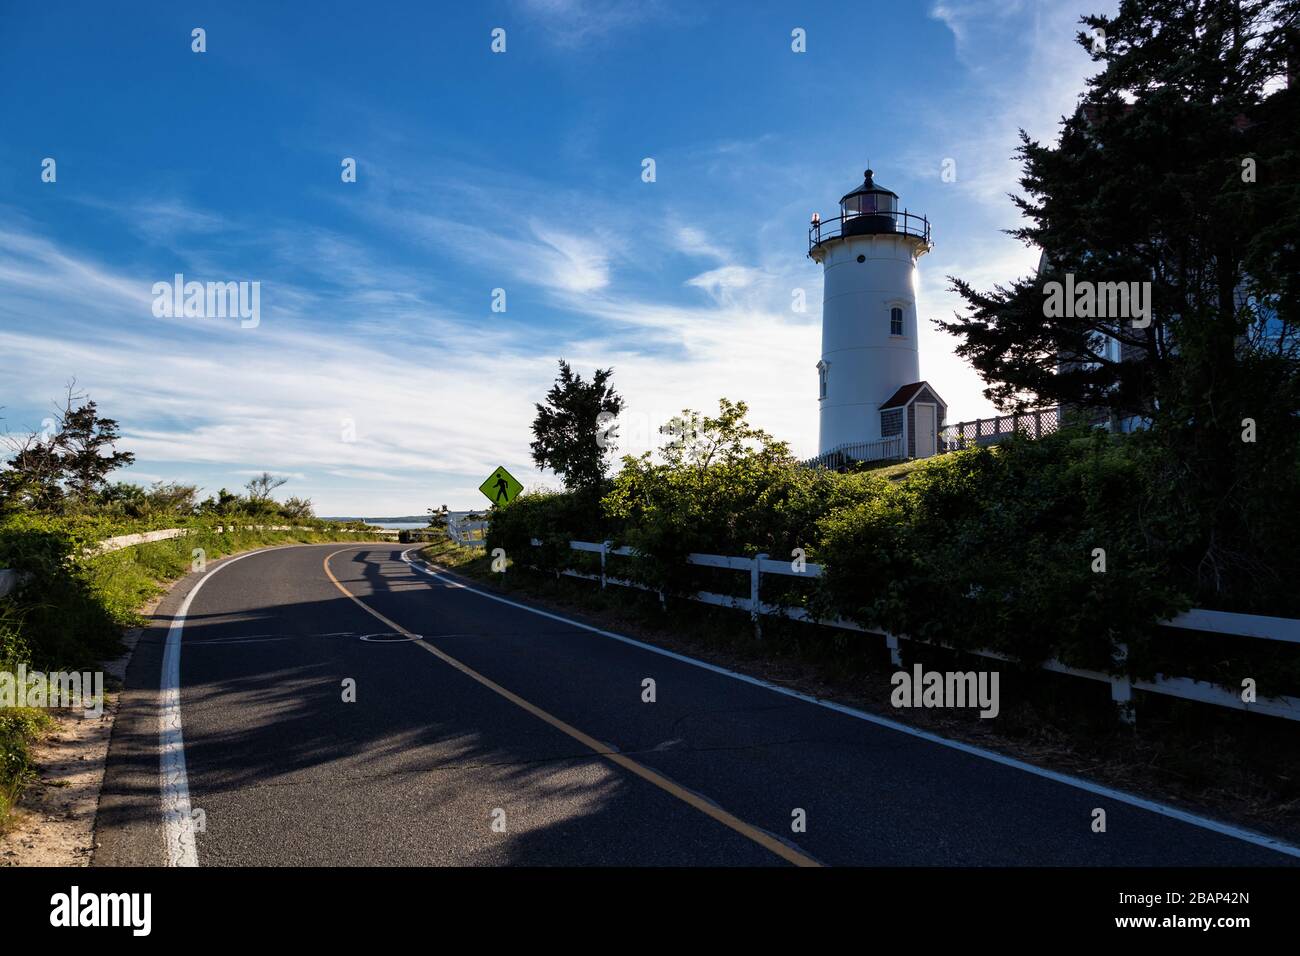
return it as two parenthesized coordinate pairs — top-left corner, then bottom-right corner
(479, 465), (523, 505)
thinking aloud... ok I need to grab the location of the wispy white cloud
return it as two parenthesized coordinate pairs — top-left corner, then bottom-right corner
(922, 0), (1112, 211)
(527, 223), (611, 293)
(74, 196), (229, 246)
(0, 190), (824, 511)
(671, 224), (728, 262)
(0, 226), (154, 310)
(2, 1), (1116, 510)
(686, 265), (765, 300)
(513, 0), (675, 47)
(931, 0), (1039, 65)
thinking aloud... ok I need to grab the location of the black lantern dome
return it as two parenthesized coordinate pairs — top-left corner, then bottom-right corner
(807, 166), (931, 256)
(839, 169), (900, 236)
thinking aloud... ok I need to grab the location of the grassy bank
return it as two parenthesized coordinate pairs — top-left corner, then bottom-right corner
(83, 525), (379, 637)
(0, 520), (381, 670)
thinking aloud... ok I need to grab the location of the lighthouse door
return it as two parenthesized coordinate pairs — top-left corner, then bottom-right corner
(915, 403), (937, 458)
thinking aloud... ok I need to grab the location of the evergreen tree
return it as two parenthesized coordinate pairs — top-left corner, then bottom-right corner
(940, 0), (1300, 602)
(530, 359), (625, 492)
(0, 391), (135, 510)
(58, 400), (136, 501)
(940, 0), (1298, 416)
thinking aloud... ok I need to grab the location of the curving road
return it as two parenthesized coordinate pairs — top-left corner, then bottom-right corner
(93, 543), (1300, 867)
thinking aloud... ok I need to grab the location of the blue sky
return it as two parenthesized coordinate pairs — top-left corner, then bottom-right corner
(0, 0), (1113, 514)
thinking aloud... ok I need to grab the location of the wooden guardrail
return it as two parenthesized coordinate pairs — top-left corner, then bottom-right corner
(447, 518), (488, 549)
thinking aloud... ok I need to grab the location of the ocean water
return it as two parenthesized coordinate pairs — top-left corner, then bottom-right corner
(364, 512), (476, 530)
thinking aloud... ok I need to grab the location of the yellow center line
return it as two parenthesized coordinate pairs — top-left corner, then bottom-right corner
(322, 547), (822, 868)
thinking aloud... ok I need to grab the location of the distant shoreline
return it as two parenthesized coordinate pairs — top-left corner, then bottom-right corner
(322, 516), (429, 524)
(322, 512), (478, 528)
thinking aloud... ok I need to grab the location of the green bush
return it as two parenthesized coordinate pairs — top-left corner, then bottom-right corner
(486, 405), (1299, 691)
(590, 399), (874, 594)
(815, 430), (1189, 676)
(0, 515), (123, 669)
(486, 487), (612, 575)
(602, 455), (879, 595)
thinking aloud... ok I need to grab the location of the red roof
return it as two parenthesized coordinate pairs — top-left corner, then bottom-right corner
(880, 381), (941, 410)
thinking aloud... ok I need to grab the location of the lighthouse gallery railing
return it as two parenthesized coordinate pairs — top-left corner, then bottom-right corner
(808, 209), (931, 254)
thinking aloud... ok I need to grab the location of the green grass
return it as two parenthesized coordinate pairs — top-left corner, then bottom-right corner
(0, 705), (52, 832)
(85, 526), (377, 629)
(858, 458), (928, 481)
(0, 525), (382, 670)
(418, 533), (490, 572)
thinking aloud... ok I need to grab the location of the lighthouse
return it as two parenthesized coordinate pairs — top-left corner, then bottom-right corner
(809, 169), (945, 460)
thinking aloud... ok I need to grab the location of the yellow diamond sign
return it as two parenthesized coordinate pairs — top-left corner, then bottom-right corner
(479, 465), (523, 506)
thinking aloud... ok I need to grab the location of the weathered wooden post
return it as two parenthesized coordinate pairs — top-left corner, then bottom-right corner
(752, 553), (768, 640)
(1112, 642), (1136, 725)
(885, 633), (902, 667)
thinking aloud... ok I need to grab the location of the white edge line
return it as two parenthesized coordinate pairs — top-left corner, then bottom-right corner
(160, 547), (280, 867)
(399, 548), (1300, 862)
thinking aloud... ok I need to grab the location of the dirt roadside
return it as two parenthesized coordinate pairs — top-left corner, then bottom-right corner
(0, 597), (159, 867)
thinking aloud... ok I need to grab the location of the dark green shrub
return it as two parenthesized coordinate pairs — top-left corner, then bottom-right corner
(816, 429), (1189, 676)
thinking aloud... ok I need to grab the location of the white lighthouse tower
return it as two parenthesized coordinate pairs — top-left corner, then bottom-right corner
(809, 169), (945, 460)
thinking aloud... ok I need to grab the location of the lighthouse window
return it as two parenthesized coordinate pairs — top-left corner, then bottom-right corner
(817, 362), (828, 398)
(842, 192), (879, 217)
(890, 307), (904, 336)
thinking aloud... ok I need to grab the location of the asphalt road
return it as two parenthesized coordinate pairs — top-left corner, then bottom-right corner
(94, 543), (1300, 867)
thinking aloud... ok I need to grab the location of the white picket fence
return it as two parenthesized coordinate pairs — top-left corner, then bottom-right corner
(0, 524), (382, 598)
(516, 538), (1300, 724)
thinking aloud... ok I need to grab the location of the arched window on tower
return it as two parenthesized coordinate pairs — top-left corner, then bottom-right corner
(890, 307), (904, 336)
(816, 360), (829, 399)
